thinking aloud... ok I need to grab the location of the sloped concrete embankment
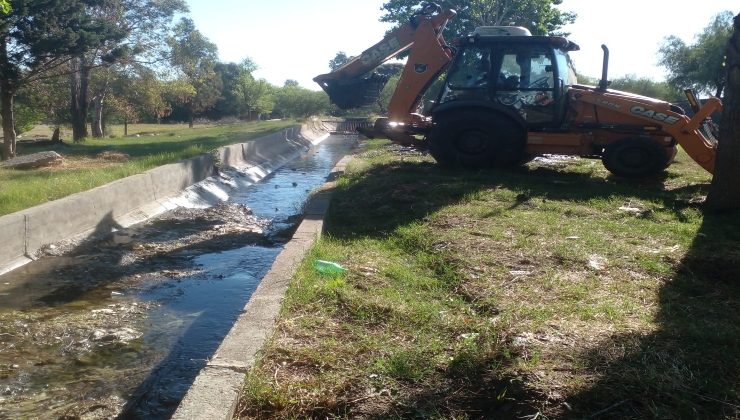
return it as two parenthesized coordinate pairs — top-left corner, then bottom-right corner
(0, 122), (333, 275)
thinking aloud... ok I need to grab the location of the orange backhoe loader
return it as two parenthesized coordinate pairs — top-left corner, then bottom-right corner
(314, 2), (722, 178)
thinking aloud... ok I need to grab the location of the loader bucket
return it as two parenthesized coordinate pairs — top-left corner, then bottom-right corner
(316, 73), (389, 109)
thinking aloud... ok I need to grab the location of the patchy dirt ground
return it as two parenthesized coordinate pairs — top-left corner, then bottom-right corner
(0, 203), (293, 419)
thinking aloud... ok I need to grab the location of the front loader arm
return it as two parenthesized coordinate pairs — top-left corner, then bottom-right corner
(314, 4), (456, 120)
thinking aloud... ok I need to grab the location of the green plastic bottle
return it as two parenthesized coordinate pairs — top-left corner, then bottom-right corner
(313, 260), (347, 274)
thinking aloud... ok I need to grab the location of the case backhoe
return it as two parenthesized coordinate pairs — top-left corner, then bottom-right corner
(314, 3), (721, 178)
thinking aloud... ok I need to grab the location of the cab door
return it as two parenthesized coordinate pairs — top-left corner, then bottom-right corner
(490, 44), (559, 129)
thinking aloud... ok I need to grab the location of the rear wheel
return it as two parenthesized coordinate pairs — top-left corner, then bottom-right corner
(428, 110), (525, 169)
(602, 138), (674, 178)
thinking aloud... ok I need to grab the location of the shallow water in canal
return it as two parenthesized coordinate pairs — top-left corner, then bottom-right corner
(0, 135), (354, 419)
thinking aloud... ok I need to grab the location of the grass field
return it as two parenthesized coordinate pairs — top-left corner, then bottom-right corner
(0, 121), (295, 216)
(237, 141), (739, 419)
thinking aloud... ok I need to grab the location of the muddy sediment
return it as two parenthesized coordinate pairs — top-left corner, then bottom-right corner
(0, 202), (283, 418)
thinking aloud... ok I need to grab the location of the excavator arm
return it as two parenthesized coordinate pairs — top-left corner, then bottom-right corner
(314, 3), (456, 143)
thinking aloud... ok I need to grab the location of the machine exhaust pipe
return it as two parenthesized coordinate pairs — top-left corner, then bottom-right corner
(598, 44), (610, 91)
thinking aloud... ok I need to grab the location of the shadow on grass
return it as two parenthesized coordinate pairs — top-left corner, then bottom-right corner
(567, 212), (740, 419)
(321, 159), (738, 418)
(325, 159), (707, 239)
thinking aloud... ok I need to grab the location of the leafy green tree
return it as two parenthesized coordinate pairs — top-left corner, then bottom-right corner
(0, 0), (123, 159)
(210, 58), (259, 119)
(377, 74), (401, 114)
(659, 11), (734, 97)
(0, 0), (10, 14)
(380, 0), (575, 37)
(275, 86), (330, 118)
(609, 75), (683, 102)
(18, 69), (71, 132)
(167, 18), (222, 127)
(329, 51), (350, 71)
(70, 0), (188, 140)
(211, 62), (243, 119)
(234, 75), (275, 120)
(284, 79), (300, 88)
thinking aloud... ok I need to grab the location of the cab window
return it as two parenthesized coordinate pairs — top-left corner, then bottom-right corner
(445, 46), (490, 89)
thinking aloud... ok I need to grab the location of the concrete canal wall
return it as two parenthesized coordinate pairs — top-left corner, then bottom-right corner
(0, 120), (333, 275)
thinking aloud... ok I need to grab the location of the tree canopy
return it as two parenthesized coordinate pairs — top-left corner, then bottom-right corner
(659, 11), (734, 97)
(380, 0), (575, 37)
(0, 0), (126, 158)
(0, 3), (335, 159)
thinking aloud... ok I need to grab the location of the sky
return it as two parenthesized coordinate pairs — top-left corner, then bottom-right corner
(183, 0), (738, 90)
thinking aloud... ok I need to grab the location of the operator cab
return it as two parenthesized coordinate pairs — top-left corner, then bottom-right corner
(435, 27), (579, 130)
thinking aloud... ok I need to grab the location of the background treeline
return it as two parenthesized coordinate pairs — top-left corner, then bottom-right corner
(0, 0), (333, 161)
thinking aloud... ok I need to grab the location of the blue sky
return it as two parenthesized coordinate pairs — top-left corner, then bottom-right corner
(183, 0), (738, 89)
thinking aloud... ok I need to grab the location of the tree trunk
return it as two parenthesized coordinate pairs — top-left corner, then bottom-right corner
(1, 82), (16, 161)
(188, 110), (194, 128)
(91, 77), (109, 138)
(70, 56), (90, 142)
(51, 126), (61, 143)
(0, 38), (16, 161)
(124, 118), (128, 136)
(706, 13), (740, 211)
(91, 95), (105, 138)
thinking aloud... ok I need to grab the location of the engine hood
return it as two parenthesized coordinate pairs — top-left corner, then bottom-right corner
(572, 84), (670, 108)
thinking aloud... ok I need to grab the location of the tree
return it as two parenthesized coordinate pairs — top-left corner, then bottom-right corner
(284, 79), (300, 88)
(380, 0), (575, 38)
(706, 13), (740, 211)
(329, 52), (350, 71)
(274, 86), (330, 118)
(234, 75), (275, 120)
(69, 0), (187, 140)
(103, 65), (174, 133)
(19, 68), (72, 135)
(608, 75), (683, 102)
(167, 18), (222, 127)
(0, 0), (122, 159)
(0, 0), (10, 14)
(659, 12), (734, 98)
(210, 58), (259, 120)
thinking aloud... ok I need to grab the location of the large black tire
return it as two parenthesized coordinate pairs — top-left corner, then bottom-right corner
(601, 138), (674, 178)
(428, 110), (525, 169)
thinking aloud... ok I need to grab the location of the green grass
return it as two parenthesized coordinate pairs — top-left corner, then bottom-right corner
(0, 121), (295, 215)
(237, 142), (739, 419)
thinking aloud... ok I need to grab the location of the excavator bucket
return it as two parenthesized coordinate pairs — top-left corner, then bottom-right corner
(316, 73), (389, 109)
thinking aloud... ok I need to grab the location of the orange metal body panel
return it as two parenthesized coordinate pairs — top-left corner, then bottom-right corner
(570, 87), (719, 173)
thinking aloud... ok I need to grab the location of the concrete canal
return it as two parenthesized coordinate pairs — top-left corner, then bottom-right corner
(0, 135), (355, 419)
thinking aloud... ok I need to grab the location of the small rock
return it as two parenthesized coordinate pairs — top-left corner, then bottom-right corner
(1, 151), (63, 169)
(509, 270), (532, 277)
(588, 255), (608, 271)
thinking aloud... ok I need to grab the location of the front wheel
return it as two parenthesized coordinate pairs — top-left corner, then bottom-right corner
(427, 110), (525, 169)
(601, 138), (674, 178)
